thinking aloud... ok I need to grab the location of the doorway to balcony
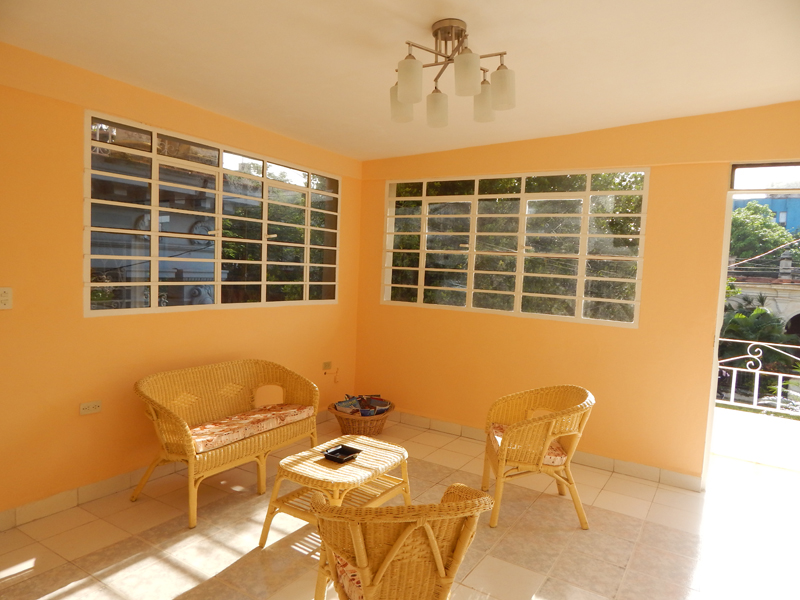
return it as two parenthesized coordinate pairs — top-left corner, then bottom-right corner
(712, 162), (800, 470)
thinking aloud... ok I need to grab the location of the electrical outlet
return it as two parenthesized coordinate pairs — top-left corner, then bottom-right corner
(80, 401), (102, 415)
(0, 288), (12, 310)
(322, 361), (332, 371)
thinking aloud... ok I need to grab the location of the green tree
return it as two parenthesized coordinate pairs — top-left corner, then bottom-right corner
(729, 201), (799, 261)
(719, 294), (799, 367)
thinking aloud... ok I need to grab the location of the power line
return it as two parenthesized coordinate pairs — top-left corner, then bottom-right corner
(729, 238), (800, 267)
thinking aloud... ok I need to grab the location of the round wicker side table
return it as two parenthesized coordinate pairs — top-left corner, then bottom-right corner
(328, 402), (394, 435)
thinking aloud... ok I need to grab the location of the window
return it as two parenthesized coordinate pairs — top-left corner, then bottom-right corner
(86, 115), (339, 313)
(384, 170), (647, 325)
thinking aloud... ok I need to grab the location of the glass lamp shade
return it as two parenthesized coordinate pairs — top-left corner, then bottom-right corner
(454, 48), (481, 96)
(474, 80), (495, 122)
(491, 64), (516, 110)
(390, 84), (413, 123)
(427, 89), (448, 128)
(397, 54), (423, 104)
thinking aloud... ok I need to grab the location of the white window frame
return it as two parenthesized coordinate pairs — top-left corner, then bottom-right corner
(84, 111), (340, 317)
(381, 169), (649, 328)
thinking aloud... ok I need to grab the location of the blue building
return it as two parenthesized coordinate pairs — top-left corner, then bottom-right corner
(732, 196), (800, 233)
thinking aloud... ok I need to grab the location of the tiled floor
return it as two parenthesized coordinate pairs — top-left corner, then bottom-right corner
(2, 418), (799, 599)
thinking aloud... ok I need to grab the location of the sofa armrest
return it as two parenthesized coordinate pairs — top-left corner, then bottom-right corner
(144, 401), (195, 457)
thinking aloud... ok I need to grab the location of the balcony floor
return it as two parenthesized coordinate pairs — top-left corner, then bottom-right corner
(1, 418), (798, 599)
(711, 404), (800, 471)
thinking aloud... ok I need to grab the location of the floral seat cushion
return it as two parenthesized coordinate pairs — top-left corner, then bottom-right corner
(334, 553), (363, 600)
(190, 404), (314, 453)
(490, 423), (568, 466)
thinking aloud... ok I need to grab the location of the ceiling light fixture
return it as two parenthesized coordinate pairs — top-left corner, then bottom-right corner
(390, 18), (515, 126)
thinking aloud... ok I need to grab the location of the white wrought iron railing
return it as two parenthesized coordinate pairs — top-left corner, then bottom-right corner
(717, 338), (800, 415)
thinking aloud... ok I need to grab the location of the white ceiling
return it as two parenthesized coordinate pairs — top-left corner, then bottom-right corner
(1, 0), (799, 161)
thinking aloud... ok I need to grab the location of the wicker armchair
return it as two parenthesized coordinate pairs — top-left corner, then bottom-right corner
(481, 385), (595, 529)
(311, 484), (493, 600)
(131, 359), (319, 527)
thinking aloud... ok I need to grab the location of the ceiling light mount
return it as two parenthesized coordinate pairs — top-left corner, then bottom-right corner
(390, 18), (515, 126)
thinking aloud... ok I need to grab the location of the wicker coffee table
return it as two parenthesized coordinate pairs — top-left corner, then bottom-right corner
(258, 434), (412, 547)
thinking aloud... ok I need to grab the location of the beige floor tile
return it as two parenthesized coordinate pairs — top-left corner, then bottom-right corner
(398, 440), (436, 459)
(591, 490), (650, 519)
(534, 577), (609, 600)
(460, 456), (488, 476)
(603, 474), (659, 502)
(569, 465), (613, 488)
(379, 423), (426, 440)
(39, 519), (130, 561)
(202, 469), (258, 494)
(412, 484), (450, 504)
(166, 532), (245, 578)
(582, 505), (644, 542)
(372, 433), (408, 446)
(652, 488), (706, 514)
(409, 431), (460, 448)
(265, 566), (339, 600)
(645, 503), (703, 535)
(0, 542), (67, 591)
(259, 512), (311, 549)
(639, 521), (703, 559)
(424, 448), (473, 470)
(157, 484), (230, 512)
(489, 521), (574, 574)
(543, 481), (602, 505)
(568, 529), (635, 568)
(80, 489), (148, 519)
(405, 457), (457, 483)
(171, 576), (254, 600)
(17, 507), (98, 542)
(0, 562), (114, 600)
(616, 568), (696, 600)
(463, 555), (546, 600)
(505, 472), (553, 492)
(73, 536), (164, 579)
(141, 473), (189, 498)
(550, 549), (625, 598)
(103, 555), (206, 600)
(442, 438), (486, 457)
(450, 582), (494, 599)
(627, 544), (698, 590)
(103, 500), (184, 534)
(316, 420), (341, 435)
(0, 528), (35, 557)
(436, 469), (490, 491)
(216, 534), (317, 598)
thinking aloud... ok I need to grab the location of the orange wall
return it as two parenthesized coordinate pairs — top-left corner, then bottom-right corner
(2, 41), (799, 510)
(0, 44), (362, 511)
(356, 101), (800, 478)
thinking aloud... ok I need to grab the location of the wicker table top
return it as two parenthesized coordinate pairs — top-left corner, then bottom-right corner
(277, 434), (408, 491)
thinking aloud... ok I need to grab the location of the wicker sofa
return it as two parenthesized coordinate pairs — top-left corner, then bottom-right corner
(131, 359), (319, 527)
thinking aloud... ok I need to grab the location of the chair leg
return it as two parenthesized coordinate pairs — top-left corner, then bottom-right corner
(259, 476), (285, 547)
(489, 472), (505, 528)
(310, 428), (318, 448)
(255, 454), (267, 495)
(563, 465), (589, 530)
(556, 480), (567, 496)
(314, 553), (330, 600)
(481, 443), (493, 492)
(188, 475), (202, 529)
(130, 455), (163, 502)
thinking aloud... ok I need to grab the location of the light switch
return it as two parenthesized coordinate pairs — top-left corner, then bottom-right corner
(0, 288), (11, 310)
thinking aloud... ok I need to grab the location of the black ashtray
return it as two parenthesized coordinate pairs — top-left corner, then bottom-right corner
(323, 444), (362, 463)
